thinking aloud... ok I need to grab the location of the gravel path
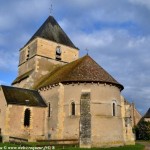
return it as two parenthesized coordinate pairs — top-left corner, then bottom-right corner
(144, 144), (150, 150)
(136, 141), (150, 150)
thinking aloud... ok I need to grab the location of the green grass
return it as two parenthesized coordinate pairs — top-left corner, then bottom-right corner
(0, 143), (145, 150)
(0, 143), (20, 149)
(0, 143), (19, 147)
(61, 144), (144, 150)
(137, 140), (150, 143)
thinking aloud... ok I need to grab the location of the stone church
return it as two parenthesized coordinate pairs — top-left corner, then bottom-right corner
(0, 16), (142, 148)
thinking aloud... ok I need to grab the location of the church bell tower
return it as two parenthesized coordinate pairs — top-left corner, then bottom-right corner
(12, 16), (79, 89)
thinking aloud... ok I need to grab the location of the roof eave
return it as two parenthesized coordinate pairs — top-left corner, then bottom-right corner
(39, 81), (124, 91)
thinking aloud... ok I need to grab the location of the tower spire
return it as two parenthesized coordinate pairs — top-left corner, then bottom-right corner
(86, 48), (89, 55)
(49, 0), (53, 16)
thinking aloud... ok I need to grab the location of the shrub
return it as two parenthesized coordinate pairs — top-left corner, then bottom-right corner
(135, 119), (150, 140)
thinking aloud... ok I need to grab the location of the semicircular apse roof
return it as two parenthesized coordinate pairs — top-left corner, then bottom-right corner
(36, 55), (124, 90)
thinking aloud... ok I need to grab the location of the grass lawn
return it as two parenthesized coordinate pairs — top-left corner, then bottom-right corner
(136, 140), (150, 143)
(61, 144), (144, 150)
(0, 143), (20, 149)
(0, 143), (145, 150)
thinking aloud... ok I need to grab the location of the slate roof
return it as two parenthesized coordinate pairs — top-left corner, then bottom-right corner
(25, 16), (77, 49)
(1, 85), (47, 107)
(37, 55), (124, 90)
(144, 108), (150, 118)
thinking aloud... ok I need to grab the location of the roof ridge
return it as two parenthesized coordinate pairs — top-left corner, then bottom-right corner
(1, 85), (37, 92)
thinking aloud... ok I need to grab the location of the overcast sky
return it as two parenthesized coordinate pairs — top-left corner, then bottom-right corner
(0, 0), (150, 115)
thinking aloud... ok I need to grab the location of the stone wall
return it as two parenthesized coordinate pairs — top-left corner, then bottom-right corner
(36, 38), (79, 63)
(0, 86), (7, 138)
(121, 96), (135, 145)
(40, 83), (131, 147)
(131, 106), (142, 127)
(144, 118), (150, 122)
(5, 105), (46, 141)
(40, 86), (60, 139)
(14, 37), (79, 89)
(18, 39), (38, 76)
(18, 37), (78, 77)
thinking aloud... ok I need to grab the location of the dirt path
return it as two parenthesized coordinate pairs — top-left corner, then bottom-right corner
(136, 141), (150, 150)
(144, 144), (150, 150)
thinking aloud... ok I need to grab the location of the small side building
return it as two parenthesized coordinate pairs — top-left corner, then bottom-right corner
(0, 85), (47, 142)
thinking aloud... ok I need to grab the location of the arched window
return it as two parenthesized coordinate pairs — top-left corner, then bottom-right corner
(71, 102), (75, 116)
(113, 103), (116, 116)
(24, 108), (31, 127)
(48, 102), (51, 117)
(56, 46), (62, 60)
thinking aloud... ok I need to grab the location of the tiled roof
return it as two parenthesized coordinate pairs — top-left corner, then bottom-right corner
(1, 85), (47, 107)
(24, 16), (77, 49)
(144, 108), (150, 118)
(37, 55), (124, 90)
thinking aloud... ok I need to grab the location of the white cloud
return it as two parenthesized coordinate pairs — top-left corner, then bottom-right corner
(0, 49), (18, 71)
(0, 15), (16, 31)
(72, 30), (114, 50)
(70, 26), (150, 114)
(0, 0), (150, 114)
(129, 0), (150, 9)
